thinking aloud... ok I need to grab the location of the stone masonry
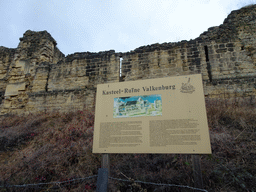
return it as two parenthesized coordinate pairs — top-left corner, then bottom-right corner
(1, 5), (256, 115)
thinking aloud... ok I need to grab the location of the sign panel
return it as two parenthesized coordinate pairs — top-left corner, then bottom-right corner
(93, 74), (211, 154)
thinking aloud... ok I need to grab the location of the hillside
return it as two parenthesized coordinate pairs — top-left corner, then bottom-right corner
(0, 97), (256, 192)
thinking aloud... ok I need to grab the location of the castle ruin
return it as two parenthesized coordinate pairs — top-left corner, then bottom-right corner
(1, 5), (256, 115)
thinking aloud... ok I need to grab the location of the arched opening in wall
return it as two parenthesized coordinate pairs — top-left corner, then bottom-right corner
(204, 46), (209, 62)
(204, 46), (212, 82)
(120, 57), (122, 77)
(119, 57), (125, 82)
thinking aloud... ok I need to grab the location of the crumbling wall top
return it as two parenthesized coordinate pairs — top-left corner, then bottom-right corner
(65, 50), (116, 62)
(197, 4), (256, 41)
(19, 30), (57, 46)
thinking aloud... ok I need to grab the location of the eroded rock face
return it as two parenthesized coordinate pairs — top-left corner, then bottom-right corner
(1, 5), (256, 115)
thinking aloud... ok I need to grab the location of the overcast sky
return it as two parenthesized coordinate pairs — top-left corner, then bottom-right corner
(0, 0), (255, 56)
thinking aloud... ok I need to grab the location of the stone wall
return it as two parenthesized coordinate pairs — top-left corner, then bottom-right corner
(47, 50), (120, 91)
(121, 5), (256, 97)
(0, 5), (256, 115)
(0, 46), (16, 103)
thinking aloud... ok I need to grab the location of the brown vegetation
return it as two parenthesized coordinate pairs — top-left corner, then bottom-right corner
(0, 97), (255, 191)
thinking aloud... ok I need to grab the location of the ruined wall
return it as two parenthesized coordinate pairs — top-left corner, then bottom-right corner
(121, 5), (256, 97)
(0, 46), (16, 105)
(0, 30), (66, 114)
(25, 51), (120, 114)
(0, 5), (256, 115)
(47, 51), (120, 91)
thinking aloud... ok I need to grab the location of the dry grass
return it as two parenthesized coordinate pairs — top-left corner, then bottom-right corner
(0, 109), (100, 191)
(0, 96), (255, 191)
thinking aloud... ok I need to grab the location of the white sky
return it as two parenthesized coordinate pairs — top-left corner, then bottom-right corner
(0, 0), (255, 56)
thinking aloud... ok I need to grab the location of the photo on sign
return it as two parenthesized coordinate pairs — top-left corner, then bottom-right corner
(113, 94), (162, 118)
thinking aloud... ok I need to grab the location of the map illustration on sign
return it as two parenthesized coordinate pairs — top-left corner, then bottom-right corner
(113, 94), (162, 118)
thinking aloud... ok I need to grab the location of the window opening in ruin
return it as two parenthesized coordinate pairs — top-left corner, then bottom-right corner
(207, 62), (212, 83)
(120, 57), (123, 77)
(119, 57), (125, 82)
(204, 46), (209, 62)
(204, 46), (212, 82)
(241, 46), (244, 50)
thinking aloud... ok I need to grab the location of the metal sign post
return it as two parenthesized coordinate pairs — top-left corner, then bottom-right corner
(96, 168), (108, 192)
(192, 154), (203, 189)
(96, 154), (110, 191)
(101, 154), (110, 173)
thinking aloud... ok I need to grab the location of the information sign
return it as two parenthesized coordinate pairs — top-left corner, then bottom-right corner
(93, 74), (211, 154)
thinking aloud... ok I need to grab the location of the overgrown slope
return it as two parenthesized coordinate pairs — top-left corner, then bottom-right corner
(0, 97), (255, 191)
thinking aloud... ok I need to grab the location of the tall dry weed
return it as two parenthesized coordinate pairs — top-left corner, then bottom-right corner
(0, 96), (255, 191)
